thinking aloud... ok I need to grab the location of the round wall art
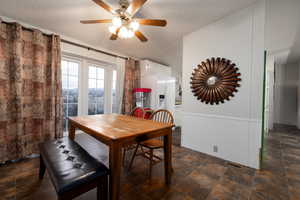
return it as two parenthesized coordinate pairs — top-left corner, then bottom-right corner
(190, 57), (241, 105)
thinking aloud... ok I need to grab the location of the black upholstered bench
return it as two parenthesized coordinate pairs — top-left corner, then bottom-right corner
(39, 137), (109, 200)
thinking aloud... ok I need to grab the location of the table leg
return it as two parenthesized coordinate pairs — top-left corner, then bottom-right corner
(109, 142), (122, 200)
(68, 122), (76, 140)
(163, 128), (172, 185)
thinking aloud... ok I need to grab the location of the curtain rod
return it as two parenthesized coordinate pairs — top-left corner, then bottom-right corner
(1, 20), (128, 60)
(61, 39), (128, 60)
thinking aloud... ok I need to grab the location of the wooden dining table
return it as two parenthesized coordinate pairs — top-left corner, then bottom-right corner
(68, 114), (174, 200)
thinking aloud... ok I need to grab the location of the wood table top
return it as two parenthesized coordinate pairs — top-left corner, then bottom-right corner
(68, 114), (174, 141)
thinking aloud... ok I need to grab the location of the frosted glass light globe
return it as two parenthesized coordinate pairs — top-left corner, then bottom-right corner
(112, 17), (122, 27)
(119, 26), (128, 38)
(127, 30), (134, 38)
(109, 26), (117, 34)
(130, 21), (139, 31)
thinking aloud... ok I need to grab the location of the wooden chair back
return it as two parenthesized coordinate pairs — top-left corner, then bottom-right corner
(130, 107), (146, 118)
(150, 109), (174, 125)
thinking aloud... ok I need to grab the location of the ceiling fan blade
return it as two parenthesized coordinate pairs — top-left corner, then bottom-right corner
(135, 19), (167, 27)
(110, 34), (118, 40)
(110, 28), (120, 40)
(126, 0), (147, 16)
(80, 19), (112, 24)
(92, 0), (116, 15)
(135, 31), (148, 42)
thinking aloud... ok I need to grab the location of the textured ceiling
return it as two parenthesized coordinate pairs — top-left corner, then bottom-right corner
(0, 0), (259, 73)
(266, 0), (300, 65)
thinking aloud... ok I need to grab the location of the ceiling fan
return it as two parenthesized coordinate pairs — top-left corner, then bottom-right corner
(80, 0), (167, 42)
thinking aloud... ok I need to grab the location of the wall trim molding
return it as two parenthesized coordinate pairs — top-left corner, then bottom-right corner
(182, 111), (261, 123)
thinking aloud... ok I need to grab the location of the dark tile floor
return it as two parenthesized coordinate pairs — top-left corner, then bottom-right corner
(1, 125), (300, 200)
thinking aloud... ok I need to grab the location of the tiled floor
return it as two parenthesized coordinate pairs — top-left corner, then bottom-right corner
(1, 125), (300, 200)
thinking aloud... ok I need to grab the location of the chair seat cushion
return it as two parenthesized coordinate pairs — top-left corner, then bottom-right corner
(39, 137), (109, 195)
(141, 139), (164, 149)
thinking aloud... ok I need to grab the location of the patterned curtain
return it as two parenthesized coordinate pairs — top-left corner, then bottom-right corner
(0, 20), (63, 163)
(122, 58), (141, 114)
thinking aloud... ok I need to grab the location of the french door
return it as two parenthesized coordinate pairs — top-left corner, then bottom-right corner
(62, 59), (80, 132)
(88, 66), (105, 115)
(61, 56), (118, 132)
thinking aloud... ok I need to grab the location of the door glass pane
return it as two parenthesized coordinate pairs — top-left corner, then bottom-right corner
(61, 60), (79, 132)
(88, 103), (96, 115)
(69, 62), (79, 76)
(69, 76), (78, 89)
(68, 103), (78, 116)
(63, 104), (68, 130)
(96, 104), (103, 114)
(62, 75), (68, 89)
(62, 61), (68, 75)
(88, 65), (104, 115)
(97, 68), (104, 79)
(89, 79), (97, 92)
(96, 80), (104, 96)
(89, 66), (97, 79)
(68, 92), (78, 103)
(112, 70), (117, 113)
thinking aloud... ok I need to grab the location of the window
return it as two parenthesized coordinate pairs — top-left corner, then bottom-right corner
(88, 66), (105, 115)
(62, 60), (79, 132)
(112, 70), (118, 113)
(61, 55), (119, 132)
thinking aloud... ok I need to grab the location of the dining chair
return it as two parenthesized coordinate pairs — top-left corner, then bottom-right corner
(128, 109), (174, 180)
(130, 107), (146, 118)
(123, 107), (146, 166)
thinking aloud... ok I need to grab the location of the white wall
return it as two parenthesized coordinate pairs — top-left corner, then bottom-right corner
(266, 0), (300, 57)
(274, 63), (298, 126)
(182, 1), (265, 169)
(298, 62), (300, 128)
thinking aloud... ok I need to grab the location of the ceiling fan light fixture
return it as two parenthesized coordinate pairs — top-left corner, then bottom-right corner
(112, 17), (122, 27)
(109, 26), (117, 34)
(119, 26), (128, 38)
(127, 29), (135, 38)
(129, 20), (140, 31)
(82, 0), (166, 42)
(119, 26), (134, 38)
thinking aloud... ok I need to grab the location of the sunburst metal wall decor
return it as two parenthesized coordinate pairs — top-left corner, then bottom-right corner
(190, 57), (241, 105)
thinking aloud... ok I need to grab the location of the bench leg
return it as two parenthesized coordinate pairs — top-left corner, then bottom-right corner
(97, 176), (108, 200)
(39, 156), (46, 180)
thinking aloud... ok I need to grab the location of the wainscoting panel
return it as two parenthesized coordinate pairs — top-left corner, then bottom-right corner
(181, 112), (261, 169)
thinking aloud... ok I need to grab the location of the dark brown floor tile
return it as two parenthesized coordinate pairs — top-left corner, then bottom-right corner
(174, 175), (211, 200)
(252, 171), (289, 200)
(206, 178), (248, 200)
(16, 169), (41, 200)
(283, 153), (300, 166)
(249, 192), (269, 200)
(121, 188), (152, 200)
(0, 162), (19, 178)
(17, 158), (40, 173)
(188, 170), (218, 189)
(260, 160), (285, 177)
(203, 155), (227, 165)
(223, 165), (255, 187)
(196, 163), (227, 180)
(136, 178), (172, 200)
(0, 176), (16, 200)
(163, 187), (194, 200)
(286, 169), (300, 182)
